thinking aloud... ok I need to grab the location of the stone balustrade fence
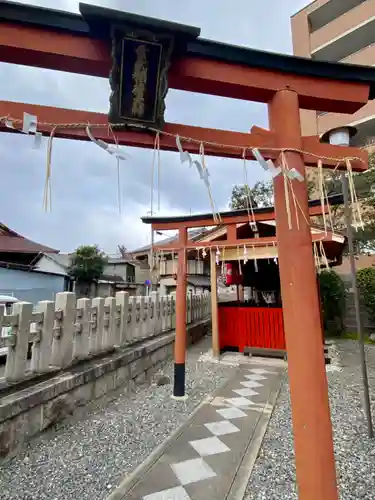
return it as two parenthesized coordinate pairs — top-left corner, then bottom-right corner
(0, 291), (211, 384)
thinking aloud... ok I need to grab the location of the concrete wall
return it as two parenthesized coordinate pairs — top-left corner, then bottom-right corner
(0, 267), (65, 304)
(0, 319), (210, 458)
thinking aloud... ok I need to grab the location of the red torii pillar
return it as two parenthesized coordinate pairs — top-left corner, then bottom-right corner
(174, 227), (188, 398)
(269, 89), (338, 499)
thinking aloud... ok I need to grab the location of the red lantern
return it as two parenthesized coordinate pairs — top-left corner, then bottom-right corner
(225, 263), (242, 286)
(225, 263), (234, 285)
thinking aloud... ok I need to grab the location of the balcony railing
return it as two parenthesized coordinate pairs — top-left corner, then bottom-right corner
(159, 259), (205, 276)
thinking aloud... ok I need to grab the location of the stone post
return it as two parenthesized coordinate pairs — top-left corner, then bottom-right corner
(137, 296), (145, 340)
(116, 291), (129, 347)
(160, 296), (167, 332)
(170, 292), (176, 330)
(74, 298), (91, 359)
(128, 296), (137, 344)
(90, 297), (105, 353)
(31, 300), (54, 373)
(104, 297), (117, 348)
(5, 302), (33, 382)
(141, 295), (149, 339)
(51, 292), (76, 368)
(151, 292), (161, 335)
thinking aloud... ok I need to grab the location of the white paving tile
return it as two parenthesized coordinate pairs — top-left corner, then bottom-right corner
(240, 380), (262, 388)
(171, 458), (216, 486)
(189, 436), (230, 456)
(225, 396), (255, 408)
(245, 374), (267, 381)
(143, 486), (191, 500)
(249, 368), (277, 374)
(204, 420), (240, 436)
(232, 387), (259, 397)
(216, 407), (247, 420)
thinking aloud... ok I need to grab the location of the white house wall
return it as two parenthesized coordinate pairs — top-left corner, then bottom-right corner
(35, 256), (67, 276)
(0, 267), (66, 304)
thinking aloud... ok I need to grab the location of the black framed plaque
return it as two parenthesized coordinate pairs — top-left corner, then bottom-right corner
(109, 27), (174, 129)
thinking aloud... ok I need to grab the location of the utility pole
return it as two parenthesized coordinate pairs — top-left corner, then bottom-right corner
(341, 173), (373, 438)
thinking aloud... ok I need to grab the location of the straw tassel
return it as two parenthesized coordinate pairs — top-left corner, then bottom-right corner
(43, 126), (57, 212)
(318, 160), (327, 234)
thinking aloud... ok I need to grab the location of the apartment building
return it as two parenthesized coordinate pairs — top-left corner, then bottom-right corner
(291, 0), (375, 147)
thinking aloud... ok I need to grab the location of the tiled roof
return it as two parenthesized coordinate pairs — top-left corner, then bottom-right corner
(0, 223), (58, 254)
(131, 228), (210, 254)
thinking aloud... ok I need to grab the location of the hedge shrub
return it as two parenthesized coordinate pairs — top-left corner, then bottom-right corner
(357, 267), (375, 323)
(318, 270), (346, 337)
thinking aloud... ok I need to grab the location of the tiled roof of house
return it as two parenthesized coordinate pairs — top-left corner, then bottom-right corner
(0, 223), (58, 254)
(131, 228), (210, 254)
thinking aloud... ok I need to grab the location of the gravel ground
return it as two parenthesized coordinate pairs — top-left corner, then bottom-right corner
(0, 337), (234, 500)
(246, 340), (375, 500)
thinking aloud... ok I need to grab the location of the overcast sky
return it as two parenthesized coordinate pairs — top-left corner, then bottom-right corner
(0, 0), (310, 254)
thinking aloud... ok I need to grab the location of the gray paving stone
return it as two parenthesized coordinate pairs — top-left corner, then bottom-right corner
(113, 362), (284, 500)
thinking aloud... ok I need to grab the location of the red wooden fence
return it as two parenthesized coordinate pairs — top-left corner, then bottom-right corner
(218, 306), (286, 352)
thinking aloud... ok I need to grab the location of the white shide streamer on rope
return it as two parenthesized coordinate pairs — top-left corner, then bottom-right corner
(252, 148), (304, 182)
(7, 113), (360, 231)
(252, 148), (281, 178)
(253, 245), (258, 272)
(22, 112), (37, 135)
(86, 125), (129, 160)
(176, 135), (220, 222)
(215, 246), (221, 266)
(150, 133), (162, 214)
(237, 246), (242, 275)
(86, 125), (130, 214)
(108, 124), (123, 214)
(221, 248), (226, 275)
(243, 245), (248, 264)
(18, 112), (50, 211)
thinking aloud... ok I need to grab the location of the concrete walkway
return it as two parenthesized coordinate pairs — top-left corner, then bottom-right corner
(107, 357), (285, 500)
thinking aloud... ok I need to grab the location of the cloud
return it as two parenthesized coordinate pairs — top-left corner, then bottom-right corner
(0, 0), (310, 254)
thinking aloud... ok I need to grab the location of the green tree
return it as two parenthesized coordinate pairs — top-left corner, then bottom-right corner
(230, 178), (316, 210)
(230, 180), (273, 209)
(68, 245), (107, 296)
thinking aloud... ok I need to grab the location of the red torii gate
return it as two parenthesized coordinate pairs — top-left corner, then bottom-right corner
(1, 2), (375, 499)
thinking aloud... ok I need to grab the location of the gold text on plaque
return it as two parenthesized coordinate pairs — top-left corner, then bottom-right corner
(132, 44), (149, 118)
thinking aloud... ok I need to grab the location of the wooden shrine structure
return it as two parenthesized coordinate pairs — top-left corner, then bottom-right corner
(144, 193), (346, 356)
(1, 2), (375, 498)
